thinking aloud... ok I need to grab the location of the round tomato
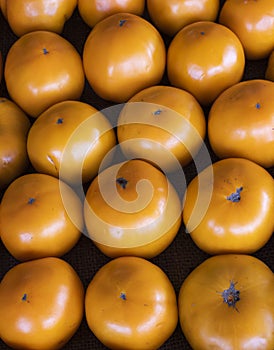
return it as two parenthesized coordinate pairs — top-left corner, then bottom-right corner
(219, 0), (274, 60)
(167, 21), (245, 106)
(182, 157), (274, 255)
(266, 50), (274, 81)
(208, 79), (274, 168)
(4, 30), (85, 118)
(147, 0), (219, 37)
(83, 12), (166, 103)
(117, 85), (206, 172)
(27, 100), (116, 185)
(78, 0), (145, 28)
(84, 159), (182, 258)
(0, 173), (83, 261)
(178, 254), (274, 350)
(0, 98), (30, 190)
(85, 256), (178, 350)
(0, 257), (84, 350)
(3, 0), (77, 36)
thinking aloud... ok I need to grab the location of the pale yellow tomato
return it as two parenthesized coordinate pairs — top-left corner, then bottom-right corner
(83, 12), (166, 103)
(167, 21), (245, 106)
(117, 85), (206, 172)
(4, 30), (85, 118)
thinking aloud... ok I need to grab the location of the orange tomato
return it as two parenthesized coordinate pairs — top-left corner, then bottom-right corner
(78, 0), (145, 28)
(178, 254), (274, 350)
(4, 30), (85, 118)
(208, 79), (274, 168)
(85, 256), (178, 350)
(0, 98), (30, 190)
(147, 0), (219, 37)
(0, 173), (83, 261)
(27, 100), (116, 185)
(83, 12), (166, 103)
(117, 85), (206, 171)
(3, 0), (77, 36)
(0, 257), (84, 350)
(84, 159), (182, 258)
(266, 50), (274, 81)
(219, 0), (274, 60)
(167, 21), (245, 106)
(182, 157), (274, 255)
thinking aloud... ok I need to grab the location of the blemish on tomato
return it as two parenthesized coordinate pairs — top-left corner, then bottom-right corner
(116, 177), (128, 189)
(28, 197), (35, 204)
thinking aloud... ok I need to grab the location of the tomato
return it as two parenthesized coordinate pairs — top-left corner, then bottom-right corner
(0, 173), (83, 261)
(83, 12), (166, 103)
(27, 100), (116, 185)
(0, 257), (84, 350)
(78, 0), (145, 28)
(266, 50), (274, 81)
(178, 254), (274, 350)
(182, 158), (274, 255)
(85, 256), (178, 350)
(208, 79), (274, 168)
(167, 21), (245, 106)
(117, 85), (206, 172)
(84, 159), (182, 258)
(147, 0), (219, 37)
(219, 0), (274, 60)
(0, 98), (30, 190)
(4, 30), (85, 118)
(3, 0), (77, 37)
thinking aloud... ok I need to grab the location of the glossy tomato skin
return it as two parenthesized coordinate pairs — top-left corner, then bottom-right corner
(147, 0), (219, 37)
(178, 254), (274, 350)
(219, 0), (274, 60)
(208, 79), (274, 168)
(0, 173), (83, 261)
(0, 257), (84, 350)
(0, 98), (30, 189)
(167, 21), (245, 106)
(182, 158), (274, 255)
(84, 159), (182, 258)
(117, 85), (206, 171)
(4, 31), (85, 118)
(85, 256), (178, 350)
(4, 0), (77, 36)
(78, 0), (145, 28)
(265, 50), (274, 81)
(83, 12), (166, 103)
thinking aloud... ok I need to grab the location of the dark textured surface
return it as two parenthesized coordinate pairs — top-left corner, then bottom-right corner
(0, 2), (273, 349)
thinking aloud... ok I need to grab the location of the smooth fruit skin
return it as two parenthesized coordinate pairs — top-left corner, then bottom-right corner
(265, 50), (274, 81)
(4, 31), (85, 118)
(167, 21), (245, 106)
(178, 254), (274, 350)
(208, 79), (274, 168)
(219, 0), (274, 60)
(83, 12), (166, 103)
(0, 257), (85, 350)
(0, 173), (83, 261)
(182, 158), (274, 255)
(85, 256), (178, 350)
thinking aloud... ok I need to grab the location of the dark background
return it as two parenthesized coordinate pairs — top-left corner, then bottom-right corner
(0, 1), (273, 349)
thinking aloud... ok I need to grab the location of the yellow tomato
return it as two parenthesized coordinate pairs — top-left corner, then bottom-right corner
(27, 100), (116, 185)
(83, 12), (166, 103)
(0, 173), (83, 261)
(265, 50), (274, 81)
(219, 0), (274, 60)
(147, 0), (219, 37)
(3, 0), (77, 36)
(208, 79), (274, 168)
(85, 256), (178, 350)
(178, 254), (274, 350)
(182, 158), (274, 255)
(84, 159), (182, 258)
(0, 98), (30, 189)
(0, 257), (84, 350)
(117, 85), (206, 172)
(167, 21), (245, 106)
(4, 30), (85, 118)
(78, 0), (145, 28)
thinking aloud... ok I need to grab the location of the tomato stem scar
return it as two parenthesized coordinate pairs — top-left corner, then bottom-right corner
(227, 187), (243, 202)
(120, 292), (127, 300)
(220, 281), (240, 311)
(116, 177), (128, 189)
(200, 31), (205, 35)
(57, 118), (63, 124)
(119, 19), (127, 27)
(22, 293), (27, 301)
(43, 48), (49, 55)
(28, 197), (35, 204)
(256, 102), (261, 109)
(153, 109), (162, 115)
